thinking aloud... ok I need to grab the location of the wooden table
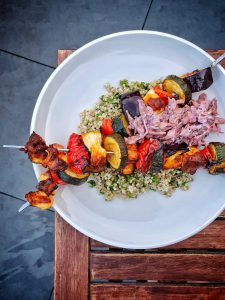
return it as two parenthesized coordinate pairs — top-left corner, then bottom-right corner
(54, 50), (225, 300)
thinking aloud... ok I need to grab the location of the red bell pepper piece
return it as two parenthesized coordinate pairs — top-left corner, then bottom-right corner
(200, 146), (213, 161)
(50, 170), (67, 185)
(136, 139), (159, 173)
(101, 119), (114, 135)
(154, 85), (171, 105)
(67, 133), (89, 174)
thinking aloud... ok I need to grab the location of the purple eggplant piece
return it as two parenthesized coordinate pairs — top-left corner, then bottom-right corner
(121, 90), (142, 119)
(164, 143), (189, 157)
(183, 67), (213, 93)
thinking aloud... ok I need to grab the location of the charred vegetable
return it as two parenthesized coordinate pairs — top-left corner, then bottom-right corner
(121, 91), (141, 119)
(151, 142), (164, 173)
(208, 142), (225, 163)
(121, 163), (135, 175)
(164, 143), (189, 157)
(58, 168), (89, 185)
(162, 75), (192, 104)
(101, 119), (114, 135)
(103, 134), (128, 169)
(126, 143), (139, 162)
(163, 150), (185, 170)
(67, 133), (90, 174)
(209, 162), (225, 174)
(136, 139), (160, 174)
(113, 114), (128, 137)
(82, 130), (106, 173)
(25, 191), (53, 210)
(181, 68), (213, 93)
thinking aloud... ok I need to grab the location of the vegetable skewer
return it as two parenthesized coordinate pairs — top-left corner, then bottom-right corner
(2, 144), (113, 154)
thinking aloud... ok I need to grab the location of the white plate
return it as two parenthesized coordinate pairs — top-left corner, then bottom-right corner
(31, 31), (225, 249)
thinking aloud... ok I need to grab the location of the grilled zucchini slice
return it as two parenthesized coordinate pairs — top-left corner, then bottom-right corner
(209, 161), (225, 174)
(151, 143), (164, 173)
(58, 168), (89, 185)
(162, 75), (192, 104)
(208, 142), (225, 163)
(113, 114), (128, 137)
(103, 134), (128, 169)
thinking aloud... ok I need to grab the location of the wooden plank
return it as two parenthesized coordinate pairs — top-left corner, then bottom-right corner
(55, 50), (89, 300)
(90, 283), (225, 300)
(91, 253), (225, 281)
(91, 219), (225, 250)
(54, 213), (89, 300)
(57, 49), (74, 65)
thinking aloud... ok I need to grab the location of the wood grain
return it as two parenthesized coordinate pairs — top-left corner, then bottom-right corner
(91, 253), (225, 281)
(91, 219), (225, 250)
(57, 50), (75, 65)
(54, 209), (89, 300)
(90, 283), (225, 300)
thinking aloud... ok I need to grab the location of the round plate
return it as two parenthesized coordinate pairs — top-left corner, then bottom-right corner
(31, 31), (225, 249)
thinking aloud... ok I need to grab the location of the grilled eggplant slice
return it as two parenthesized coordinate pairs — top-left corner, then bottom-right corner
(25, 191), (53, 210)
(181, 68), (213, 93)
(113, 114), (128, 137)
(151, 143), (164, 173)
(58, 168), (89, 185)
(208, 142), (225, 163)
(82, 130), (106, 173)
(162, 75), (192, 104)
(121, 91), (141, 119)
(121, 163), (134, 175)
(103, 134), (128, 169)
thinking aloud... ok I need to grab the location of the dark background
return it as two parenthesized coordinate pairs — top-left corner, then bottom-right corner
(0, 0), (225, 299)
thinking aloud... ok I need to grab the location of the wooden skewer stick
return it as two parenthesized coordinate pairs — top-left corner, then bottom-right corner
(2, 145), (114, 154)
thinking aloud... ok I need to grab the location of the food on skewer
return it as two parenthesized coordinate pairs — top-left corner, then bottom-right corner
(5, 64), (225, 210)
(82, 130), (107, 173)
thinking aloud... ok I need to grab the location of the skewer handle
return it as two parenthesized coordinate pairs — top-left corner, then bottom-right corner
(211, 53), (225, 68)
(18, 201), (30, 213)
(3, 145), (113, 154)
(3, 145), (24, 149)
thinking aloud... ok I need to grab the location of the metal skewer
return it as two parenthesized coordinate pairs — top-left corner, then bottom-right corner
(2, 145), (114, 154)
(18, 201), (30, 213)
(211, 53), (225, 69)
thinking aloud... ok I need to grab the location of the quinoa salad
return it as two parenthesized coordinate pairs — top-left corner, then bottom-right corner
(79, 80), (193, 200)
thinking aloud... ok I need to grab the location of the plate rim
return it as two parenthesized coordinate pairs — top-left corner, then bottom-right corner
(30, 30), (225, 249)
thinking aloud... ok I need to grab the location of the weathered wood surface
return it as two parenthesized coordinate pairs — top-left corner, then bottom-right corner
(54, 213), (89, 300)
(55, 49), (225, 300)
(90, 283), (225, 300)
(91, 253), (225, 281)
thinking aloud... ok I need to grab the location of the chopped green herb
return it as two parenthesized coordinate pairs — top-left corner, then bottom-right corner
(88, 180), (96, 188)
(120, 79), (129, 87)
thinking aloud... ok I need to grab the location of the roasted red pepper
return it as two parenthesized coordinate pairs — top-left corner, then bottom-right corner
(136, 139), (159, 173)
(50, 170), (67, 185)
(101, 119), (114, 135)
(67, 133), (89, 174)
(154, 85), (171, 105)
(200, 146), (213, 161)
